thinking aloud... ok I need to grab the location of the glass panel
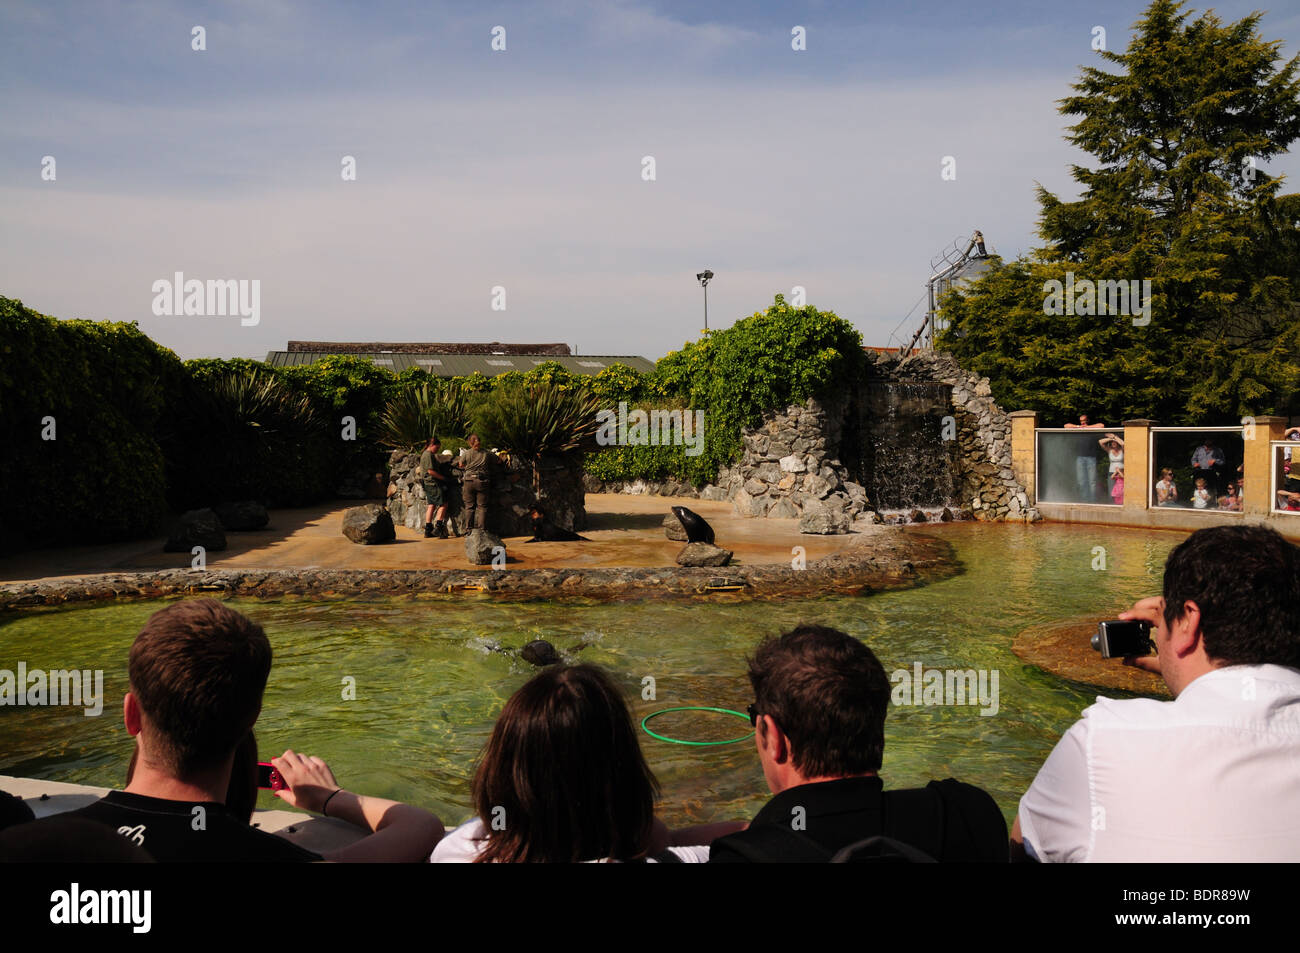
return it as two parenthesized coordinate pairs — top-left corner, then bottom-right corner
(1150, 430), (1245, 511)
(1036, 430), (1122, 505)
(1274, 443), (1300, 514)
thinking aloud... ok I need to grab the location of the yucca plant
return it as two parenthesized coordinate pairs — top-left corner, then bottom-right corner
(190, 368), (328, 503)
(470, 381), (602, 496)
(379, 380), (470, 450)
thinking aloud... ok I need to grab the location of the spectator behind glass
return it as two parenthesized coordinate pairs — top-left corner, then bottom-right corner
(1099, 434), (1125, 498)
(1193, 476), (1212, 509)
(1110, 467), (1125, 506)
(1064, 414), (1106, 502)
(432, 664), (742, 863)
(1218, 481), (1241, 512)
(1155, 468), (1180, 507)
(1191, 439), (1227, 493)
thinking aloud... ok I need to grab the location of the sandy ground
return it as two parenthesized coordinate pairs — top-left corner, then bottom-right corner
(0, 494), (869, 584)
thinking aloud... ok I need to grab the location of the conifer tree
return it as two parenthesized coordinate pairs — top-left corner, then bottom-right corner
(939, 0), (1300, 423)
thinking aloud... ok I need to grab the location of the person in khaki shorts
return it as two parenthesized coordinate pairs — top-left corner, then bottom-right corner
(420, 436), (452, 538)
(455, 434), (501, 531)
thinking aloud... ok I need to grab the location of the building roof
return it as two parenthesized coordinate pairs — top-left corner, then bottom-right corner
(285, 341), (570, 356)
(264, 350), (656, 376)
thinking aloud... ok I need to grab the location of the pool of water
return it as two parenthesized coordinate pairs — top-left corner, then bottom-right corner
(0, 522), (1183, 830)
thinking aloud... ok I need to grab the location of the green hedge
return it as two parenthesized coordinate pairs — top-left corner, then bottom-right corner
(0, 296), (183, 549)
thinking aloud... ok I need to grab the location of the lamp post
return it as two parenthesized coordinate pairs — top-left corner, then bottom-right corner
(696, 269), (713, 332)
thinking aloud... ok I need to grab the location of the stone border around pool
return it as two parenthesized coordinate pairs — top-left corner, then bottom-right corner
(0, 531), (956, 608)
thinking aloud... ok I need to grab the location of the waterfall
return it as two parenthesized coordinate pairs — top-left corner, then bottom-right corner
(856, 380), (960, 510)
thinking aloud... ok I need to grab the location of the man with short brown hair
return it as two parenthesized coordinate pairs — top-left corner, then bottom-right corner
(710, 625), (1006, 862)
(64, 599), (443, 862)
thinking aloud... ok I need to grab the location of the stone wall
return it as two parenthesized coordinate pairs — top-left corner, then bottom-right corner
(709, 395), (870, 527)
(387, 450), (587, 536)
(583, 476), (703, 498)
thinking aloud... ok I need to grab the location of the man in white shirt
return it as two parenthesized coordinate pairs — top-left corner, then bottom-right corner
(1012, 525), (1300, 862)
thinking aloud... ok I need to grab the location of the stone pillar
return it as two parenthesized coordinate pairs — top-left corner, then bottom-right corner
(1009, 411), (1039, 504)
(1121, 420), (1156, 508)
(1243, 416), (1287, 515)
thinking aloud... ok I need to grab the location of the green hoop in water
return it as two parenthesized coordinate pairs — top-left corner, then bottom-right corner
(641, 706), (755, 746)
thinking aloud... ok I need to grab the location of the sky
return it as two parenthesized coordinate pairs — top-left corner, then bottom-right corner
(2, 0), (1298, 361)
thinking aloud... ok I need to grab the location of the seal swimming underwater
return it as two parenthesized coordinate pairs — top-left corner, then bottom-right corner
(671, 505), (715, 545)
(520, 640), (562, 666)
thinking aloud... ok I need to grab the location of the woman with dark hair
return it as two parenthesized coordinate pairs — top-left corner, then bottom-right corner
(432, 664), (741, 862)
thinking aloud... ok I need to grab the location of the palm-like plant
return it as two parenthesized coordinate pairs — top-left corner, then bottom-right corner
(470, 381), (602, 496)
(192, 368), (327, 502)
(379, 380), (470, 449)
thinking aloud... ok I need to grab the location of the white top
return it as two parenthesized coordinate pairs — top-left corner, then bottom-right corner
(1107, 449), (1123, 474)
(430, 818), (710, 863)
(1193, 487), (1211, 508)
(1017, 664), (1300, 862)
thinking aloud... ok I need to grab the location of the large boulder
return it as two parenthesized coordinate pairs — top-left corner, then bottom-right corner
(466, 528), (506, 565)
(164, 508), (227, 552)
(342, 504), (395, 544)
(798, 499), (850, 535)
(663, 512), (689, 542)
(214, 500), (269, 531)
(675, 542), (733, 567)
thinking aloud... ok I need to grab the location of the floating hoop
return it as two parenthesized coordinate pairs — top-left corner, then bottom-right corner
(641, 707), (754, 746)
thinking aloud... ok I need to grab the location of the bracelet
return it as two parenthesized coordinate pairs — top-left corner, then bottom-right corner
(322, 788), (342, 817)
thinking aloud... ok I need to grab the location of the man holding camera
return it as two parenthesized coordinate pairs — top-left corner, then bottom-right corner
(1012, 525), (1300, 862)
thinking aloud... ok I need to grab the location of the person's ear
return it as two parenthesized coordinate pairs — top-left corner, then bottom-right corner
(1168, 600), (1203, 658)
(123, 692), (142, 736)
(757, 715), (790, 764)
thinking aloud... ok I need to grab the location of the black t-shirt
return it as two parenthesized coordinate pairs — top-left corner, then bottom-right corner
(66, 791), (322, 863)
(709, 776), (1008, 863)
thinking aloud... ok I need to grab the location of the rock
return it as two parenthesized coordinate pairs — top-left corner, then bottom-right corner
(777, 474), (797, 491)
(663, 512), (689, 542)
(676, 542), (733, 567)
(803, 474), (832, 499)
(465, 528), (505, 565)
(342, 505), (395, 545)
(699, 484), (728, 502)
(767, 498), (799, 519)
(164, 508), (227, 552)
(909, 509), (929, 523)
(799, 501), (850, 535)
(214, 500), (268, 531)
(733, 488), (767, 518)
(743, 478), (768, 497)
(779, 454), (806, 473)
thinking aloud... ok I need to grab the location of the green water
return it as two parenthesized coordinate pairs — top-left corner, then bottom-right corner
(0, 523), (1182, 829)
